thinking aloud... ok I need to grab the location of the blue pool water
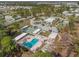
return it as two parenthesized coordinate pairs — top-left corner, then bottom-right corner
(30, 38), (38, 45)
(22, 38), (38, 48)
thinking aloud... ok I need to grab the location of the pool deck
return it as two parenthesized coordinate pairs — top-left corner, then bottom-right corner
(17, 35), (43, 52)
(30, 39), (42, 52)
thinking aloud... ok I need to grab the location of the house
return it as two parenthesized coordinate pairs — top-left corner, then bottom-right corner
(14, 33), (28, 42)
(20, 25), (29, 32)
(66, 2), (78, 8)
(75, 14), (79, 17)
(63, 9), (79, 17)
(4, 15), (15, 26)
(74, 8), (79, 13)
(21, 25), (41, 35)
(33, 21), (52, 31)
(5, 15), (15, 23)
(30, 17), (44, 26)
(54, 5), (61, 7)
(44, 17), (56, 25)
(62, 11), (73, 16)
(62, 11), (69, 15)
(14, 15), (21, 20)
(41, 27), (59, 52)
(4, 17), (29, 26)
(48, 27), (58, 39)
(33, 29), (41, 35)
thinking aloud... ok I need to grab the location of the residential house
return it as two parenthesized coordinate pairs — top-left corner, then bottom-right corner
(4, 15), (15, 25)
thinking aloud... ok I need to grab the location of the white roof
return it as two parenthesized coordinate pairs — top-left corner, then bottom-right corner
(63, 13), (73, 16)
(45, 17), (56, 23)
(5, 15), (15, 21)
(55, 5), (61, 7)
(63, 20), (69, 24)
(52, 27), (58, 33)
(67, 13), (73, 16)
(67, 2), (78, 6)
(49, 27), (58, 39)
(63, 11), (69, 14)
(5, 15), (12, 17)
(75, 14), (79, 16)
(49, 33), (58, 39)
(75, 8), (79, 12)
(33, 29), (41, 34)
(63, 11), (74, 16)
(14, 33), (27, 41)
(21, 25), (29, 29)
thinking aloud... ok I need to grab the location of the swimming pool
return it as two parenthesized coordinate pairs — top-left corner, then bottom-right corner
(22, 38), (38, 48)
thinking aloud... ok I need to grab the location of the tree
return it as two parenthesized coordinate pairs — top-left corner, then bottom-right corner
(77, 2), (79, 5)
(0, 18), (5, 29)
(0, 36), (16, 56)
(31, 4), (52, 17)
(72, 38), (79, 56)
(31, 6), (41, 17)
(15, 8), (31, 17)
(0, 29), (7, 39)
(6, 22), (21, 37)
(0, 19), (7, 46)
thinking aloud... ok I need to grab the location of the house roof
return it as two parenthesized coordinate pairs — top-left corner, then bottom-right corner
(45, 17), (56, 23)
(49, 27), (58, 39)
(5, 15), (15, 21)
(21, 25), (29, 30)
(75, 14), (79, 16)
(33, 29), (41, 34)
(14, 33), (27, 41)
(62, 11), (69, 14)
(74, 8), (79, 12)
(52, 27), (58, 33)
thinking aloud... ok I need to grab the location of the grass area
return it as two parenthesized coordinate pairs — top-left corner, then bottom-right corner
(33, 51), (53, 57)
